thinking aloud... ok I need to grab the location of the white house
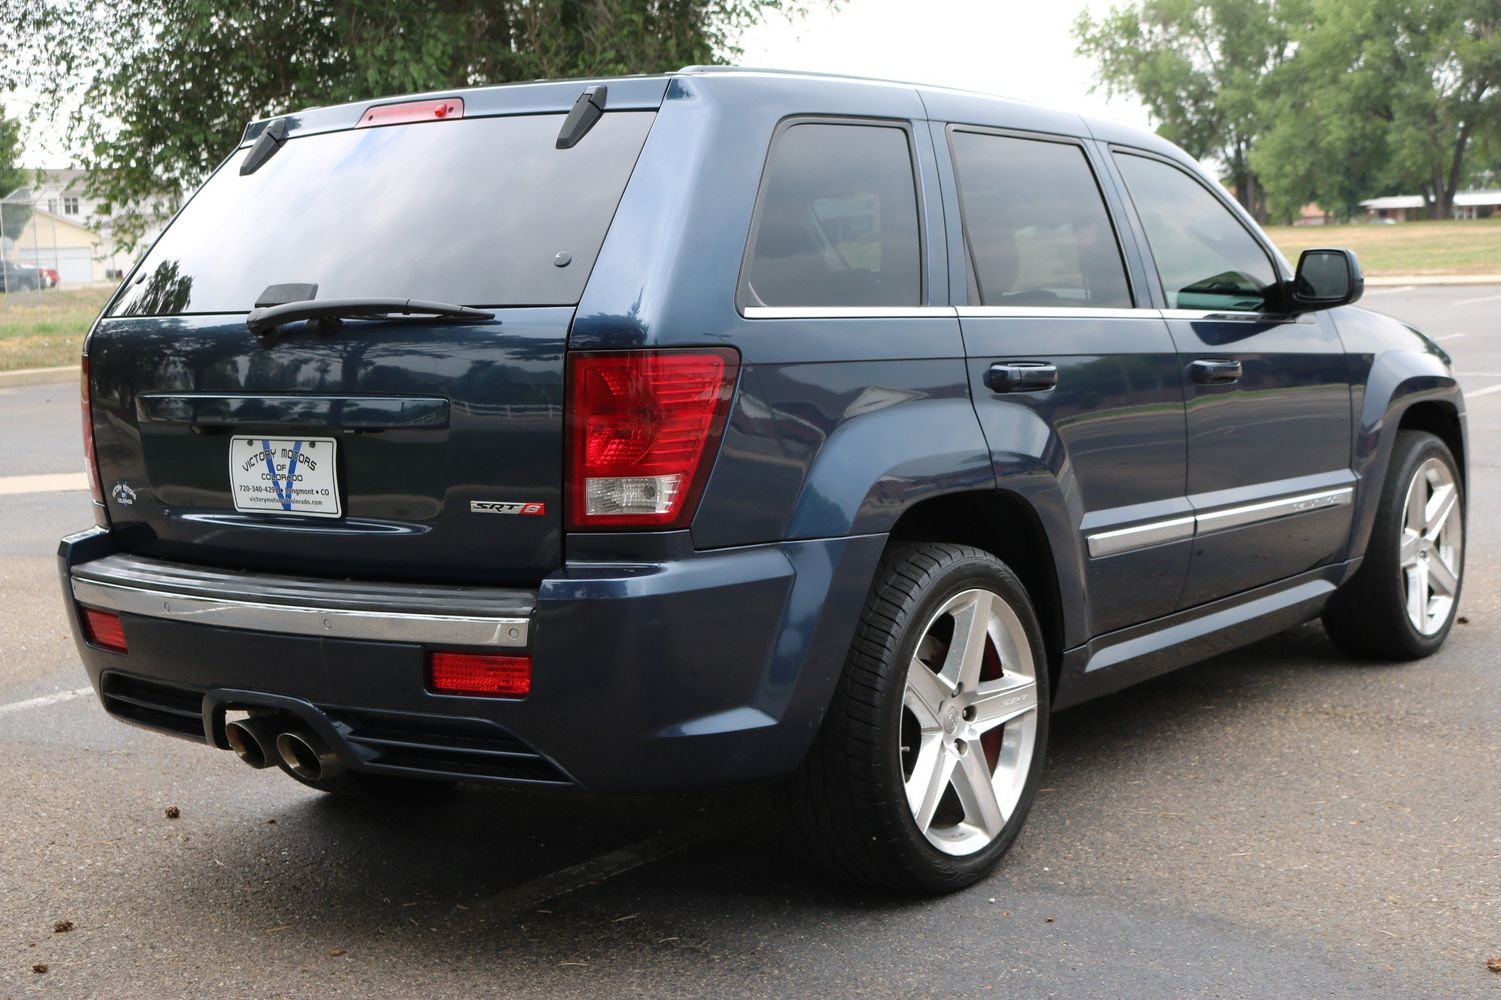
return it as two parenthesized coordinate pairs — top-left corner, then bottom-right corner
(1360, 190), (1501, 222)
(3, 168), (171, 284)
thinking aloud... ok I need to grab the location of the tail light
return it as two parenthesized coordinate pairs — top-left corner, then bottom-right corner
(566, 349), (739, 529)
(80, 356), (105, 509)
(80, 608), (127, 653)
(429, 652), (531, 698)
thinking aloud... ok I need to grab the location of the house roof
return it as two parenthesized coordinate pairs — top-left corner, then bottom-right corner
(1454, 189), (1501, 206)
(1360, 195), (1426, 210)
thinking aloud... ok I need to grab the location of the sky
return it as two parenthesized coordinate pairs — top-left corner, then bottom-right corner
(16, 0), (1152, 165)
(736, 0), (1150, 129)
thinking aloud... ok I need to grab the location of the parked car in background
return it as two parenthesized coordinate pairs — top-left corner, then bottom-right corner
(0, 259), (43, 291)
(60, 69), (1466, 893)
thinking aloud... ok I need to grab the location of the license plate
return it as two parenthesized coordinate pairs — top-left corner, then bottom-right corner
(228, 437), (341, 517)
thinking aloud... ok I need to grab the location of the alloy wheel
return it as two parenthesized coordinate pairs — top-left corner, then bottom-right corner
(900, 588), (1040, 856)
(1399, 456), (1463, 636)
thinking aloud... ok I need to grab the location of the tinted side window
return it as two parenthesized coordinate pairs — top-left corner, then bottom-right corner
(950, 131), (1132, 308)
(740, 122), (921, 309)
(1115, 153), (1277, 312)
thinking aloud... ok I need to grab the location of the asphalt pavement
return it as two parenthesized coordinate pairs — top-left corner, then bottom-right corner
(1, 287), (1498, 998)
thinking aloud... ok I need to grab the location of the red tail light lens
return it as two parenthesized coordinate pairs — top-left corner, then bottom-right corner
(80, 356), (104, 506)
(81, 607), (127, 654)
(429, 652), (531, 698)
(567, 349), (739, 529)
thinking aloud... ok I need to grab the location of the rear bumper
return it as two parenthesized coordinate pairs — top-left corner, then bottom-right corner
(59, 528), (885, 792)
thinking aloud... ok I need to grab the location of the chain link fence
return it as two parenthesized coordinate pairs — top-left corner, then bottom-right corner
(1, 180), (135, 298)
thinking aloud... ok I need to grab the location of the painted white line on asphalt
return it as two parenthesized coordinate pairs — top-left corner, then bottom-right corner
(1464, 383), (1501, 400)
(1363, 286), (1416, 295)
(1435, 333), (1468, 341)
(1459, 371), (1501, 376)
(0, 472), (88, 495)
(0, 686), (94, 718)
(1451, 292), (1501, 307)
(481, 821), (714, 915)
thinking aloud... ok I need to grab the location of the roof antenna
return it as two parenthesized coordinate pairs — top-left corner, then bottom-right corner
(555, 86), (607, 150)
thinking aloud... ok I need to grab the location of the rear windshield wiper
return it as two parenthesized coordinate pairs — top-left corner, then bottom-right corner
(247, 297), (496, 339)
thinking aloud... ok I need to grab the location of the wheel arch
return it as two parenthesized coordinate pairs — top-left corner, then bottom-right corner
(1396, 400), (1466, 484)
(884, 489), (1071, 695)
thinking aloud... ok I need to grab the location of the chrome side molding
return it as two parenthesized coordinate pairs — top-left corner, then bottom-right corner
(1087, 486), (1354, 559)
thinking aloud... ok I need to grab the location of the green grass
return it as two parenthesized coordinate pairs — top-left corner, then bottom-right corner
(1264, 218), (1501, 276)
(0, 286), (114, 371)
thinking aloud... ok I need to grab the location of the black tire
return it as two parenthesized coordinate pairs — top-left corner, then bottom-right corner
(788, 542), (1050, 893)
(278, 764), (457, 800)
(1324, 430), (1464, 660)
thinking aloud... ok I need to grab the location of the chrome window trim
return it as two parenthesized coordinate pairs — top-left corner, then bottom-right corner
(1087, 516), (1195, 558)
(71, 578), (530, 648)
(741, 305), (959, 320)
(959, 306), (1148, 320)
(1195, 487), (1353, 535)
(1088, 486), (1355, 558)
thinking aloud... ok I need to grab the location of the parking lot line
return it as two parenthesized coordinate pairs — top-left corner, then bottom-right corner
(1434, 332), (1467, 341)
(1451, 292), (1501, 307)
(1463, 383), (1501, 399)
(0, 472), (88, 495)
(0, 686), (93, 718)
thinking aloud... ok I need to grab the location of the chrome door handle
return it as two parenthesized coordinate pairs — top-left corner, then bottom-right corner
(987, 362), (1058, 393)
(1190, 359), (1242, 384)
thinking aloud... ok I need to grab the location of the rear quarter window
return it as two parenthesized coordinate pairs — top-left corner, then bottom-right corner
(739, 121), (922, 310)
(110, 111), (656, 316)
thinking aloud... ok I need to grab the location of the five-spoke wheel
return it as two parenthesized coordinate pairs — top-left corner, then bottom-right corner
(1325, 430), (1464, 659)
(789, 543), (1049, 892)
(901, 589), (1039, 856)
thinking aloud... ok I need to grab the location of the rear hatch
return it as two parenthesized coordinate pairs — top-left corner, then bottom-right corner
(87, 94), (658, 585)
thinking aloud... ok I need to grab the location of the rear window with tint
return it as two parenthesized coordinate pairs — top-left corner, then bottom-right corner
(740, 122), (921, 309)
(109, 112), (656, 317)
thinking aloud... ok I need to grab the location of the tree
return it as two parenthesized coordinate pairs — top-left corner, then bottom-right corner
(0, 110), (32, 241)
(1074, 0), (1304, 222)
(0, 0), (821, 250)
(1259, 0), (1501, 221)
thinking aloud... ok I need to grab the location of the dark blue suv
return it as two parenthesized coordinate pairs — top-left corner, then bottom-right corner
(60, 69), (1467, 891)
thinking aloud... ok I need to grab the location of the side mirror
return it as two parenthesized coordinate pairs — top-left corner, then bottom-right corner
(1288, 248), (1363, 312)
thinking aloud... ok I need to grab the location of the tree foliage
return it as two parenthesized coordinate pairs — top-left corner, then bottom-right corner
(1077, 0), (1501, 223)
(1075, 0), (1301, 221)
(0, 0), (819, 249)
(0, 110), (32, 240)
(1258, 0), (1501, 221)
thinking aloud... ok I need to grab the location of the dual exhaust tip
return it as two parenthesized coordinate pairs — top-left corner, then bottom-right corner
(225, 716), (344, 782)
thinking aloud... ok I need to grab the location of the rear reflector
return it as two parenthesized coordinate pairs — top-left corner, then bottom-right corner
(567, 349), (739, 529)
(430, 652), (531, 698)
(81, 356), (104, 507)
(81, 608), (127, 654)
(357, 98), (464, 128)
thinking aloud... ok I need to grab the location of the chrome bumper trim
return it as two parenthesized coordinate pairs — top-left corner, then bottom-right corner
(72, 577), (530, 648)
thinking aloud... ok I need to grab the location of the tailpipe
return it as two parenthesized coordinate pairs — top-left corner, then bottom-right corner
(225, 716), (283, 769)
(275, 727), (346, 782)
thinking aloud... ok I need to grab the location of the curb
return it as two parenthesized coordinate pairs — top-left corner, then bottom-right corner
(1365, 275), (1501, 287)
(0, 365), (78, 388)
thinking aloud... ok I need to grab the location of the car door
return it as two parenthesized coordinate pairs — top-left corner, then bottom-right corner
(938, 125), (1191, 638)
(1110, 150), (1354, 608)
